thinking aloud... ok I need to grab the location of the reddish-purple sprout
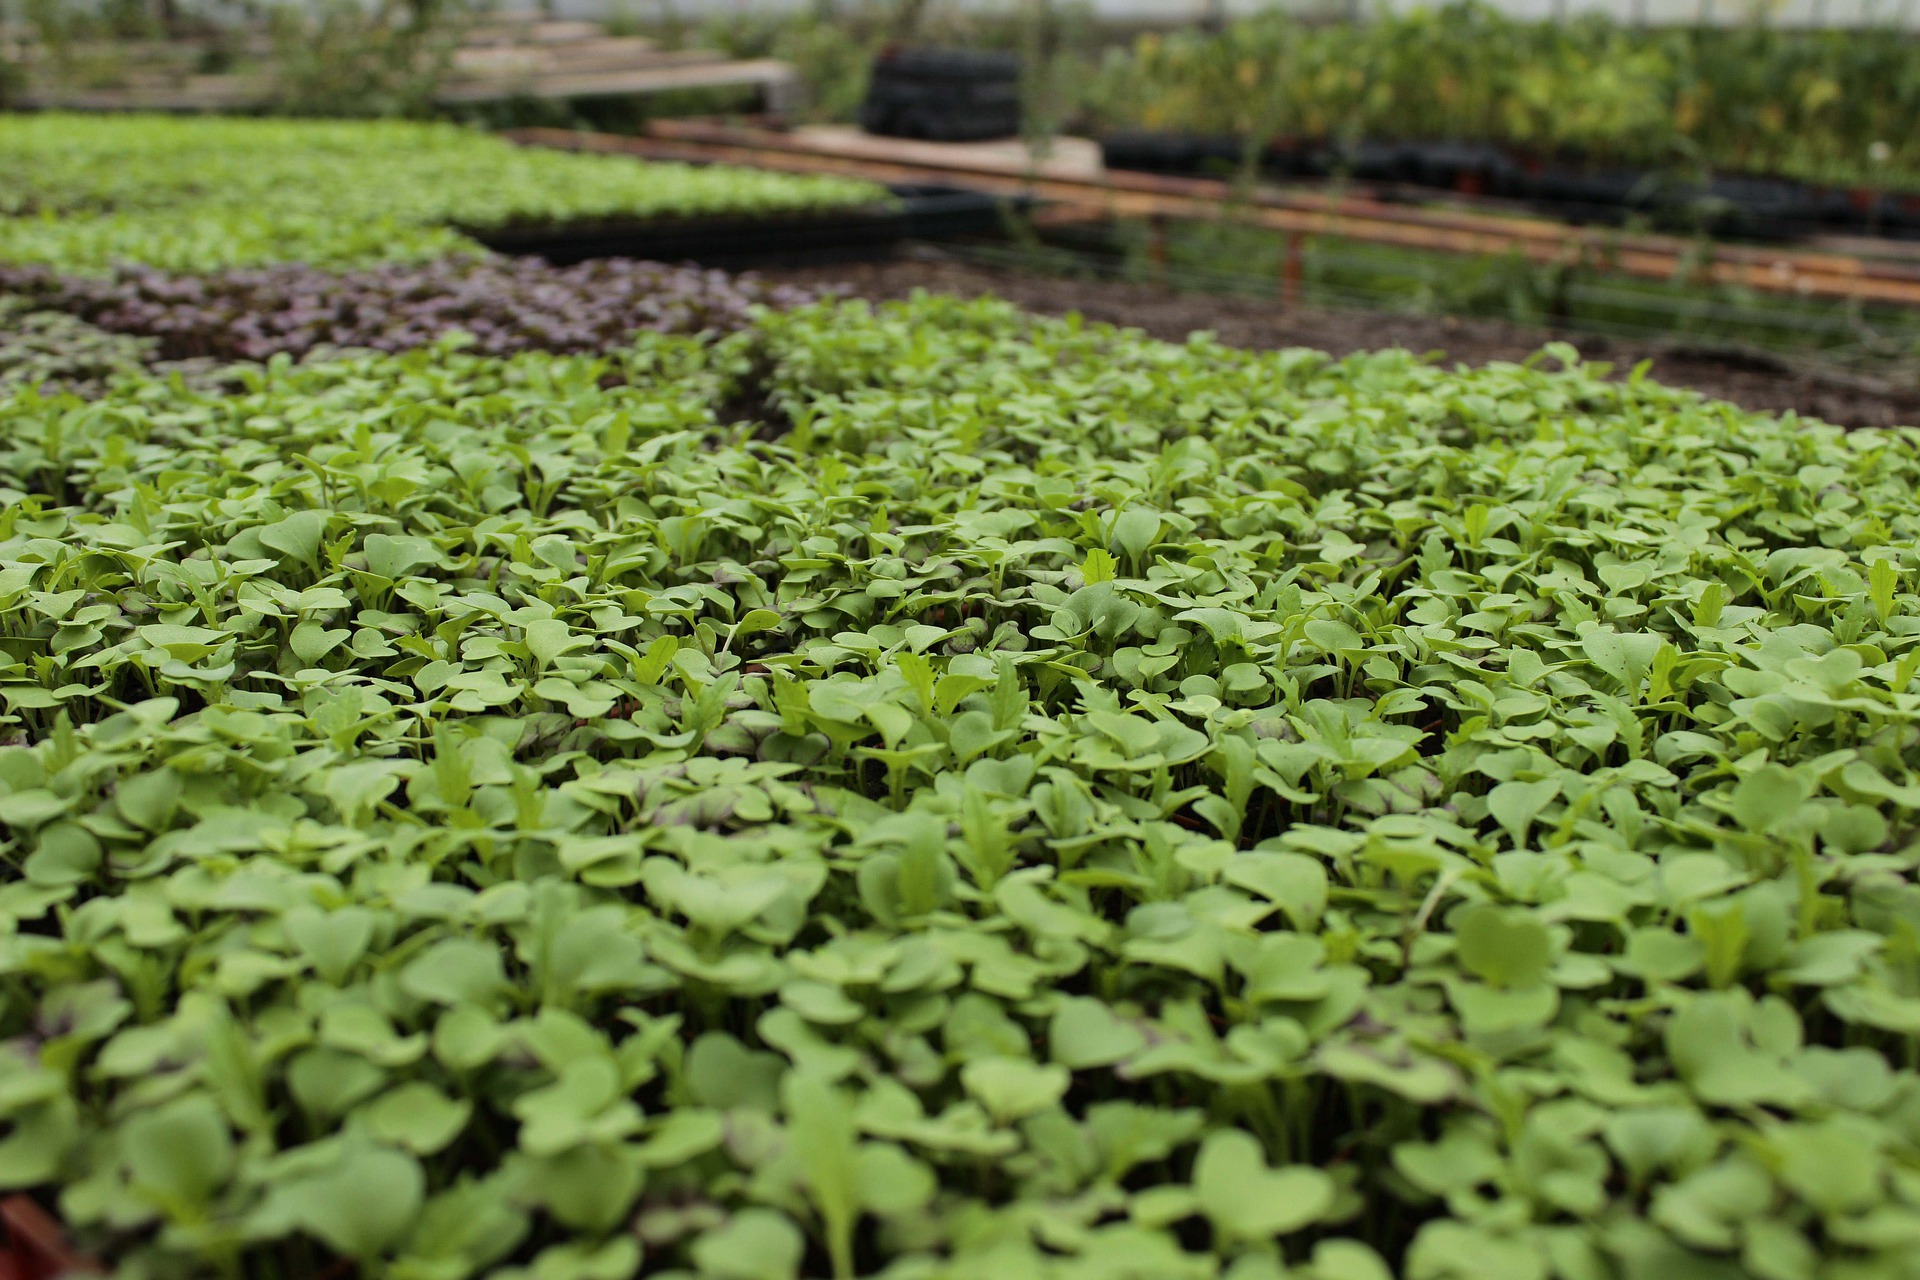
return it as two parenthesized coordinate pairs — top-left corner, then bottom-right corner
(0, 257), (829, 363)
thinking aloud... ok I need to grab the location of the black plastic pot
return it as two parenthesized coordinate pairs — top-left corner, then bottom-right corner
(860, 48), (1023, 143)
(1096, 129), (1920, 242)
(1695, 175), (1826, 236)
(1260, 139), (1331, 179)
(467, 186), (1015, 269)
(1885, 193), (1920, 234)
(1102, 131), (1244, 174)
(1402, 140), (1518, 194)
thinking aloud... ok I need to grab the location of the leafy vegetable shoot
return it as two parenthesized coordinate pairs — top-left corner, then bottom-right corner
(0, 292), (1914, 1280)
(0, 115), (888, 273)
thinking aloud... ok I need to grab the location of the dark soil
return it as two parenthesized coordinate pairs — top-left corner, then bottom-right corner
(764, 254), (1920, 429)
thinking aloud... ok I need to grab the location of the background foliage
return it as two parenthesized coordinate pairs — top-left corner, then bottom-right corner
(1076, 3), (1920, 189)
(687, 0), (1920, 192)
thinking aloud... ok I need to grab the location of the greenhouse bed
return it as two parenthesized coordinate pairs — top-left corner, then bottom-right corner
(468, 186), (1012, 267)
(10, 288), (1920, 1280)
(0, 115), (898, 275)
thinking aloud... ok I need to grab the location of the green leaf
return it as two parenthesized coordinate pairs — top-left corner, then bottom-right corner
(279, 1145), (426, 1261)
(0, 789), (69, 830)
(524, 618), (583, 669)
(1453, 904), (1554, 989)
(855, 1142), (935, 1216)
(1868, 557), (1898, 621)
(1112, 508), (1160, 562)
(1486, 778), (1558, 846)
(1080, 548), (1118, 585)
(1193, 1129), (1334, 1242)
(1304, 619), (1365, 655)
(632, 635), (679, 684)
(123, 1093), (233, 1213)
(260, 510), (328, 568)
(364, 533), (442, 580)
(1729, 764), (1812, 834)
(960, 1056), (1070, 1122)
(1225, 851), (1329, 927)
(291, 620), (350, 665)
(783, 1071), (860, 1280)
(692, 1209), (804, 1280)
(1049, 997), (1147, 1069)
(731, 609), (784, 643)
(400, 938), (508, 1006)
(284, 906), (375, 985)
(114, 768), (182, 832)
(364, 1083), (472, 1155)
(1767, 1118), (1882, 1215)
(1308, 1240), (1396, 1280)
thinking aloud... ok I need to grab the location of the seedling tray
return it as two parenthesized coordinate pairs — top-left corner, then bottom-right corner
(468, 185), (1012, 267)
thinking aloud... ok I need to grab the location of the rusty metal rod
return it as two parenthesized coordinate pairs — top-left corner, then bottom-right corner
(502, 126), (1920, 307)
(636, 120), (1920, 290)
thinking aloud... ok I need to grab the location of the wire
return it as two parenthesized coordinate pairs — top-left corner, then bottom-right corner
(934, 230), (1913, 370)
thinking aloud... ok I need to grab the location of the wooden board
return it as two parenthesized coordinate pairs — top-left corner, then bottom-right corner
(18, 40), (798, 115)
(791, 125), (1106, 182)
(463, 19), (608, 46)
(437, 58), (801, 108)
(16, 75), (267, 111)
(12, 13), (789, 114)
(445, 44), (729, 83)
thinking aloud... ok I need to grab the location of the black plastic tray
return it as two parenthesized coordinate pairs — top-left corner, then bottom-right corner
(469, 185), (1014, 267)
(1099, 131), (1920, 242)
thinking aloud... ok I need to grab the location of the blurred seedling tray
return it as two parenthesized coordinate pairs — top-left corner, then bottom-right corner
(468, 185), (1014, 267)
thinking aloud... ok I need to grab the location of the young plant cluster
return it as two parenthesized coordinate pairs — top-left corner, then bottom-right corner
(0, 297), (156, 399)
(1, 293), (1919, 1280)
(0, 258), (829, 364)
(0, 115), (888, 273)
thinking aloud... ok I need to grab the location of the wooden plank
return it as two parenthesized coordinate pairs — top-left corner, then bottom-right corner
(525, 21), (608, 44)
(541, 37), (676, 67)
(17, 77), (268, 111)
(447, 45), (729, 80)
(464, 19), (605, 45)
(437, 58), (798, 106)
(450, 46), (548, 75)
(790, 124), (1106, 182)
(21, 48), (788, 113)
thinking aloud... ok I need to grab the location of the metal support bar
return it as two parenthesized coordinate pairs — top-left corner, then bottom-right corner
(1281, 233), (1305, 307)
(504, 124), (1920, 308)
